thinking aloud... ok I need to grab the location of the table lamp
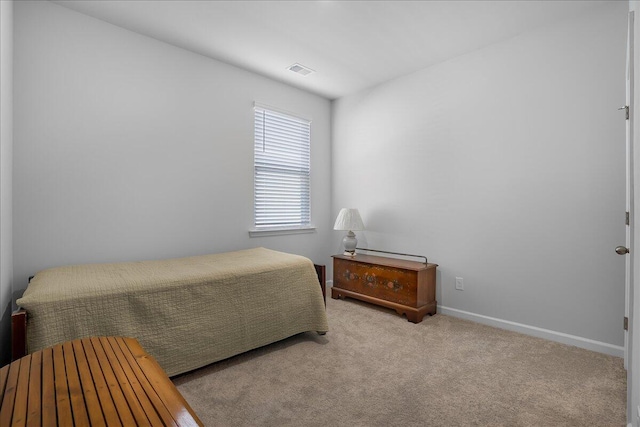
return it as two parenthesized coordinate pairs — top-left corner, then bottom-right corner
(334, 208), (365, 256)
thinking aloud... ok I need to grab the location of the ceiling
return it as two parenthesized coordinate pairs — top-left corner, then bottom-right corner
(54, 0), (611, 100)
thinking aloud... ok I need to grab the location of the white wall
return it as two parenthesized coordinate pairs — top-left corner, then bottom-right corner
(333, 2), (627, 349)
(11, 0), (627, 355)
(0, 0), (13, 366)
(12, 1), (332, 294)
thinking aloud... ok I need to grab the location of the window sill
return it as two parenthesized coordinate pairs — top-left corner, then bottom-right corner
(248, 226), (316, 237)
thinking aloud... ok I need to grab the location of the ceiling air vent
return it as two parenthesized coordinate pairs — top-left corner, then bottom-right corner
(288, 63), (314, 76)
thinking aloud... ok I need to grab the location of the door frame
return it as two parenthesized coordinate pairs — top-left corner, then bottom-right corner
(627, 9), (635, 372)
(625, 0), (640, 426)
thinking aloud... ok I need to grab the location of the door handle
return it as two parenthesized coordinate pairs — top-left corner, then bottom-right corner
(619, 106), (630, 119)
(616, 246), (630, 255)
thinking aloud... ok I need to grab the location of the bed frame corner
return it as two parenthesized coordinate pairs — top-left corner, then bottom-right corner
(313, 264), (326, 305)
(11, 308), (27, 361)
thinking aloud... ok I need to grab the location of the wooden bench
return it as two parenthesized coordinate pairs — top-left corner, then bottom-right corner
(0, 336), (203, 426)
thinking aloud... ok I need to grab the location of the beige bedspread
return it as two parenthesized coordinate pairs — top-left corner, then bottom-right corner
(17, 247), (329, 376)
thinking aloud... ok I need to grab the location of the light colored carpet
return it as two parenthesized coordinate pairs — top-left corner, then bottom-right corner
(173, 296), (626, 426)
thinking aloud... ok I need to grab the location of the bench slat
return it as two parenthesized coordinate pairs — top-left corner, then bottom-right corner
(122, 337), (201, 427)
(63, 342), (90, 427)
(72, 339), (106, 427)
(82, 339), (122, 427)
(89, 337), (137, 426)
(12, 355), (31, 426)
(41, 348), (56, 427)
(26, 351), (41, 427)
(53, 344), (73, 426)
(0, 358), (21, 425)
(100, 336), (156, 426)
(111, 337), (178, 427)
(107, 336), (164, 426)
(0, 363), (9, 397)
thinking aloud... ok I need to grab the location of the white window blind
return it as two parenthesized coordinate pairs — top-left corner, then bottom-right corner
(254, 104), (311, 230)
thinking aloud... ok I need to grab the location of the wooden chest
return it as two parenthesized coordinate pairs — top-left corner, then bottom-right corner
(331, 254), (437, 323)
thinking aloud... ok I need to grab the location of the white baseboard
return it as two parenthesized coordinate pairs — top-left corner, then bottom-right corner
(438, 305), (624, 358)
(326, 278), (622, 357)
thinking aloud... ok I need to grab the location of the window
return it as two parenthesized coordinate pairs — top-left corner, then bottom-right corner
(252, 103), (313, 234)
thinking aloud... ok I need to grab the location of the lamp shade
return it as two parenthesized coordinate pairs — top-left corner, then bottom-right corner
(333, 208), (365, 231)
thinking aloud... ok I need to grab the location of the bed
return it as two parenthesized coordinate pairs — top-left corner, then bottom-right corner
(12, 247), (329, 377)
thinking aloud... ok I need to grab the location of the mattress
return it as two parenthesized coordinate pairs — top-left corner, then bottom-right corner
(17, 247), (329, 376)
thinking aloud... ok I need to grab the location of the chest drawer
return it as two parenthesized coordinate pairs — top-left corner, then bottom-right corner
(334, 258), (419, 306)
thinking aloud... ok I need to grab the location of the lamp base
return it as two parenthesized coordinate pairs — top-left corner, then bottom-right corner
(342, 231), (358, 256)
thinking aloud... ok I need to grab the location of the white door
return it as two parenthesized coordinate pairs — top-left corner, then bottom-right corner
(624, 10), (635, 423)
(624, 11), (634, 370)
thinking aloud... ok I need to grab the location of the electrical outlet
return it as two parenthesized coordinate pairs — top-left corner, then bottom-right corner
(455, 277), (464, 290)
